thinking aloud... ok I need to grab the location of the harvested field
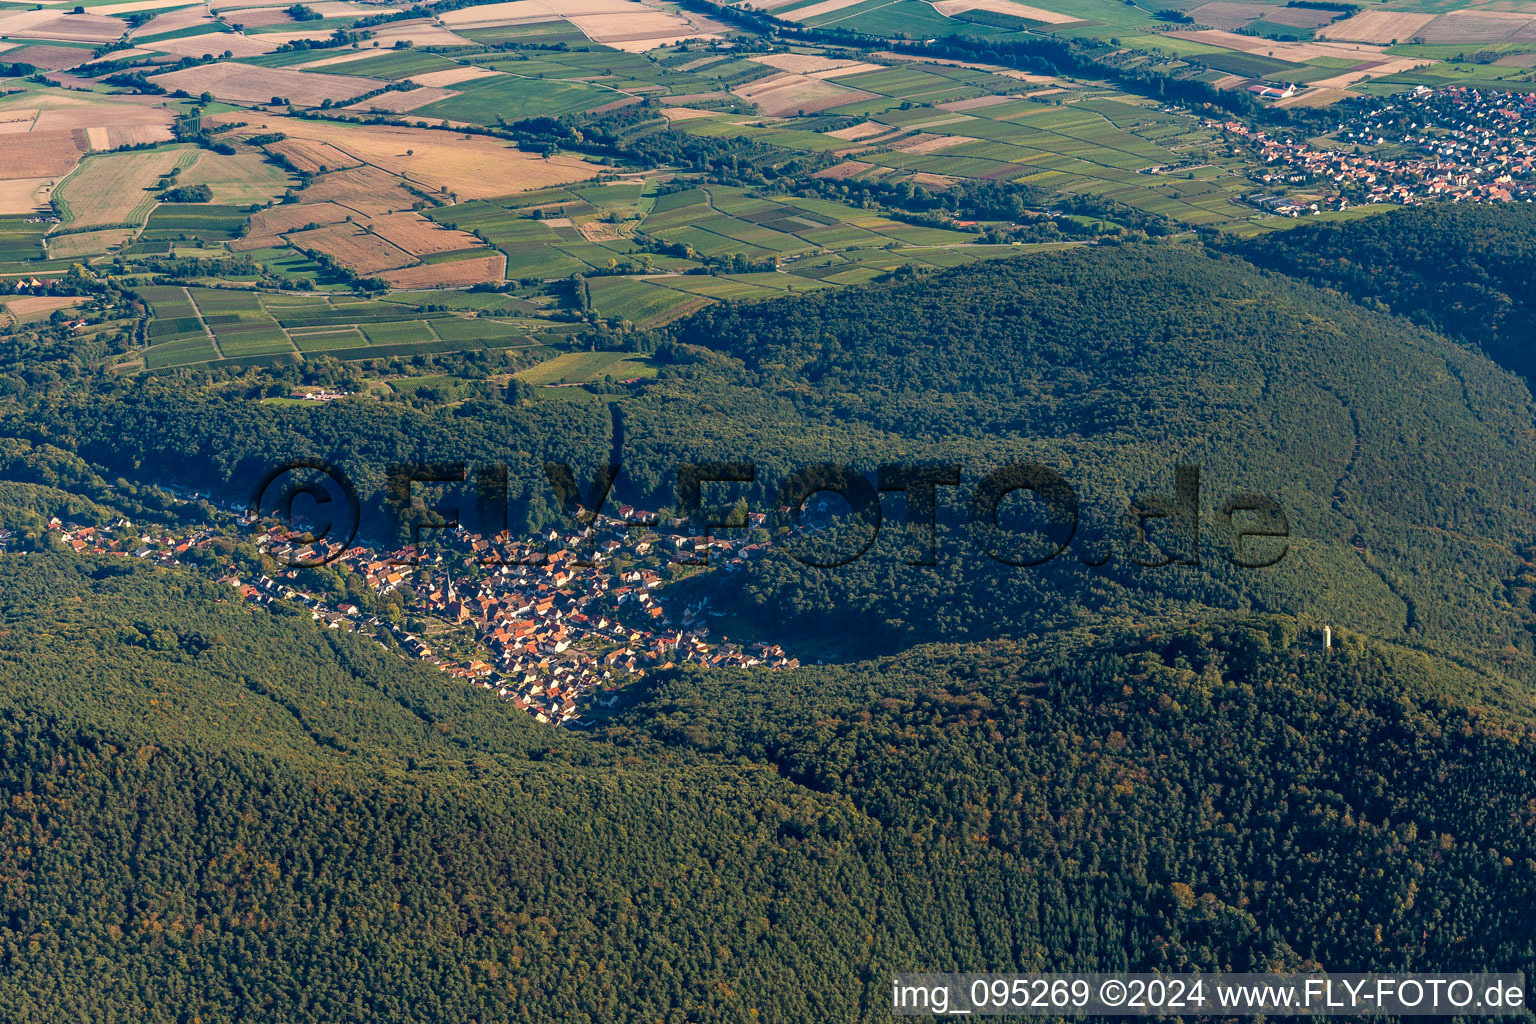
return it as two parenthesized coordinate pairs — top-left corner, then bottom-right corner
(0, 177), (54, 215)
(4, 295), (80, 318)
(52, 147), (192, 229)
(658, 106), (721, 121)
(1263, 5), (1338, 29)
(268, 138), (361, 174)
(409, 66), (505, 88)
(0, 129), (85, 178)
(781, 0), (869, 21)
(295, 48), (391, 69)
(381, 252), (505, 288)
(2, 46), (91, 71)
(825, 120), (891, 139)
(223, 6), (298, 27)
(1416, 11), (1536, 44)
(149, 62), (384, 105)
(567, 10), (712, 49)
(129, 6), (218, 37)
(439, 0), (633, 24)
(812, 160), (874, 179)
(287, 222), (415, 274)
(95, 0), (203, 13)
(296, 166), (418, 215)
(85, 124), (175, 149)
(215, 114), (601, 199)
(938, 93), (1020, 111)
(46, 228), (135, 258)
(895, 133), (977, 154)
(344, 87), (460, 113)
(0, 9), (124, 42)
(367, 212), (482, 256)
(733, 72), (877, 115)
(1186, 2), (1275, 30)
(1317, 10), (1436, 43)
(750, 52), (873, 74)
(364, 21), (478, 47)
(144, 32), (287, 58)
(929, 0), (1077, 23)
(1178, 28), (1387, 62)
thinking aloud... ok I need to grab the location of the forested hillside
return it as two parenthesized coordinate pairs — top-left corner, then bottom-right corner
(1232, 205), (1536, 387)
(2, 555), (1533, 1020)
(657, 246), (1536, 660)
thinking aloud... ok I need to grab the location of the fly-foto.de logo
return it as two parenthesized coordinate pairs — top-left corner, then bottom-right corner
(251, 459), (1289, 571)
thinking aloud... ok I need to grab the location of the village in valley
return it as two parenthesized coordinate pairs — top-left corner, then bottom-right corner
(14, 490), (799, 728)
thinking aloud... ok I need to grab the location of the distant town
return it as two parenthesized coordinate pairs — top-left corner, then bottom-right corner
(1218, 85), (1536, 213)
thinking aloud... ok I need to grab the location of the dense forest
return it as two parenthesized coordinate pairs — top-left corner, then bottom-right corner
(0, 555), (1532, 1020)
(1232, 205), (1536, 387)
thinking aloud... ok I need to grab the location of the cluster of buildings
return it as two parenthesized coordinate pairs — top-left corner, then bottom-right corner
(7, 492), (802, 728)
(233, 506), (798, 728)
(1211, 85), (1536, 209)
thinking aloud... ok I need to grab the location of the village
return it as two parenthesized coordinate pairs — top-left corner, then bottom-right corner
(1211, 85), (1536, 212)
(6, 497), (800, 730)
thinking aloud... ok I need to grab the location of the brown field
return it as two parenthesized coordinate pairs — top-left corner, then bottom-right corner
(381, 252), (505, 289)
(664, 90), (729, 105)
(1179, 28), (1388, 62)
(750, 52), (864, 74)
(733, 72), (876, 115)
(908, 171), (960, 187)
(213, 114), (601, 199)
(439, 0), (636, 24)
(567, 11), (712, 48)
(1417, 11), (1535, 43)
(129, 6), (218, 37)
(147, 30), (332, 59)
(812, 160), (874, 179)
(296, 166), (419, 215)
(5, 294), (80, 319)
(1317, 10), (1436, 42)
(826, 120), (891, 139)
(938, 93), (1016, 111)
(929, 0), (1077, 23)
(895, 133), (978, 154)
(295, 48), (390, 69)
(364, 21), (479, 46)
(0, 128), (84, 178)
(1263, 5), (1337, 28)
(268, 138), (362, 174)
(781, 0), (869, 21)
(246, 200), (353, 237)
(0, 10), (124, 42)
(813, 61), (884, 78)
(367, 211), (482, 256)
(658, 106), (721, 121)
(288, 222), (416, 274)
(409, 66), (505, 88)
(223, 6), (298, 26)
(95, 0), (203, 13)
(344, 87), (459, 113)
(149, 62), (384, 104)
(1186, 2), (1275, 30)
(2, 45), (91, 71)
(0, 177), (54, 215)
